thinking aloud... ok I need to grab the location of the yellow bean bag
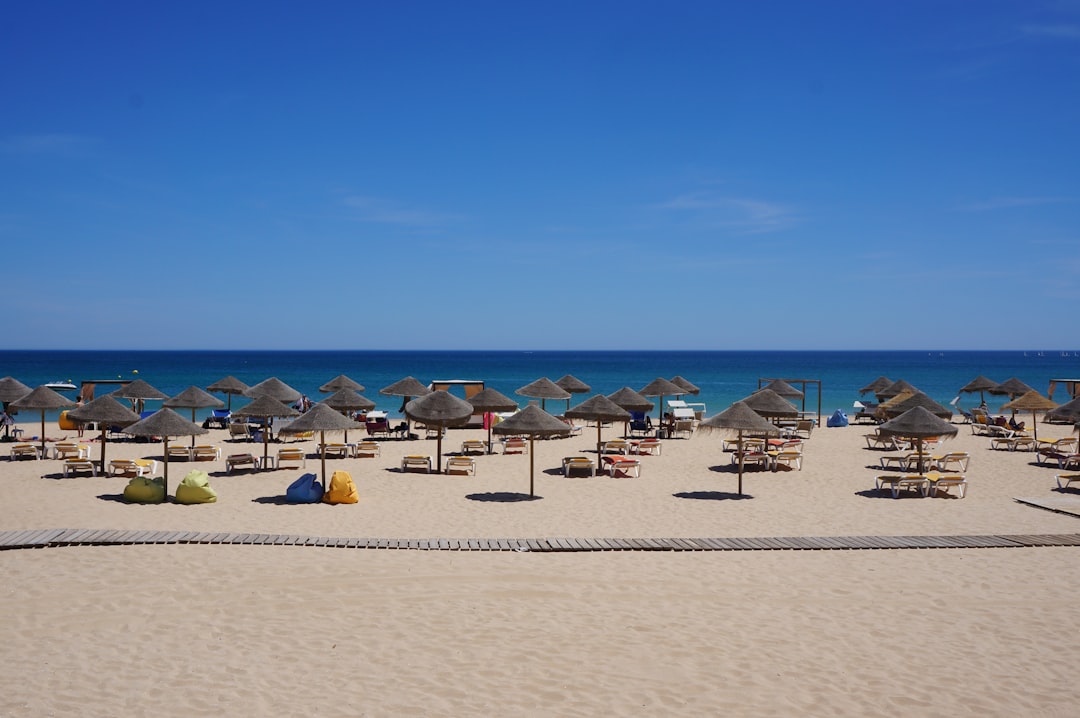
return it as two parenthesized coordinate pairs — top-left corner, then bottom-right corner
(123, 476), (165, 504)
(322, 470), (358, 505)
(175, 470), (217, 504)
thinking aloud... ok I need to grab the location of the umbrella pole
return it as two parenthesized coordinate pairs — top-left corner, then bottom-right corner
(529, 436), (536, 497)
(320, 430), (326, 486)
(40, 410), (46, 456)
(737, 430), (744, 496)
(596, 422), (603, 461)
(436, 430), (443, 474)
(1032, 409), (1038, 441)
(99, 427), (107, 472)
(162, 436), (169, 499)
(191, 409), (197, 448)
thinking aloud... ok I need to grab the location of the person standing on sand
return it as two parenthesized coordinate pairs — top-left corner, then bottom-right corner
(74, 396), (85, 437)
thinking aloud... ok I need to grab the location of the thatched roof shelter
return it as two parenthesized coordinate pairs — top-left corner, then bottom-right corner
(492, 405), (571, 496)
(244, 377), (302, 405)
(319, 374), (365, 393)
(697, 402), (779, 495)
(123, 408), (208, 495)
(67, 395), (141, 469)
(1001, 390), (1059, 440)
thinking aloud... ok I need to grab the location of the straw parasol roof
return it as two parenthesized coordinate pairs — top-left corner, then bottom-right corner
(671, 376), (701, 396)
(467, 388), (520, 453)
(607, 387), (655, 414)
(207, 376), (250, 411)
(1001, 390), (1058, 440)
(123, 408), (207, 497)
(244, 377), (302, 404)
(319, 388), (375, 442)
(859, 376), (892, 395)
(877, 391), (953, 420)
(0, 376), (32, 403)
(877, 379), (919, 400)
(565, 394), (632, 459)
(492, 405), (571, 497)
(877, 405), (958, 472)
(405, 390), (474, 473)
(1046, 396), (1080, 424)
(380, 376), (431, 398)
(114, 379), (168, 401)
(279, 403), (362, 484)
(319, 374), (365, 393)
(233, 395), (300, 465)
(164, 386), (225, 447)
(761, 379), (804, 400)
(990, 377), (1035, 399)
(959, 375), (997, 396)
(697, 402), (779, 495)
(67, 395), (141, 469)
(741, 388), (799, 420)
(555, 375), (591, 395)
(516, 377), (571, 411)
(639, 377), (685, 420)
(11, 386), (77, 455)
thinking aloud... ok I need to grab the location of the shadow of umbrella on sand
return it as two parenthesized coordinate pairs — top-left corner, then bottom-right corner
(123, 408), (207, 497)
(492, 405), (571, 497)
(466, 387), (520, 453)
(11, 386), (75, 457)
(164, 386), (224, 448)
(66, 395), (140, 470)
(279, 402), (362, 485)
(233, 395), (299, 467)
(697, 401), (779, 496)
(405, 390), (474, 473)
(564, 394), (631, 460)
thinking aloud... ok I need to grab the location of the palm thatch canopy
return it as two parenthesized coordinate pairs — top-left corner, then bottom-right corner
(320, 388), (376, 411)
(244, 377), (302, 404)
(1046, 396), (1080, 423)
(670, 376), (701, 395)
(960, 375), (998, 394)
(859, 376), (892, 395)
(379, 376), (431, 397)
(66, 395), (142, 469)
(990, 377), (1035, 398)
(877, 406), (958, 440)
(280, 402), (363, 433)
(405, 391), (474, 474)
(114, 379), (168, 401)
(877, 379), (919, 400)
(1001, 390), (1058, 440)
(555, 375), (591, 394)
(11, 386), (77, 454)
(639, 377), (684, 398)
(741, 388), (799, 418)
(698, 401), (778, 496)
(606, 387), (655, 414)
(565, 394), (633, 423)
(233, 395), (299, 419)
(878, 391), (953, 420)
(164, 386), (225, 410)
(0, 376), (32, 403)
(124, 408), (207, 495)
(493, 405), (570, 497)
(319, 374), (364, 393)
(516, 377), (571, 400)
(761, 379), (804, 399)
(207, 376), (250, 395)
(466, 388), (519, 413)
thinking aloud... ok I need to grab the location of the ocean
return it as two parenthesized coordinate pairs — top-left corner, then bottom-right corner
(3, 349), (1079, 423)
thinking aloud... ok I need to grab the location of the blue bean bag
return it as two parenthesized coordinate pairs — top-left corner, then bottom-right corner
(826, 409), (849, 428)
(286, 472), (324, 503)
(123, 476), (166, 504)
(175, 470), (217, 504)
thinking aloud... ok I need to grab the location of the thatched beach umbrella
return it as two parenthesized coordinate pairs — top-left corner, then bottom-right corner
(742, 388), (799, 424)
(11, 386), (76, 456)
(959, 375), (998, 407)
(0, 376), (32, 440)
(244, 377), (302, 405)
(565, 394), (632, 459)
(320, 388), (375, 442)
(492, 405), (571, 497)
(233, 396), (300, 466)
(1046, 396), (1080, 425)
(878, 391), (953, 421)
(164, 386), (225, 447)
(640, 377), (685, 422)
(67, 395), (140, 470)
(380, 376), (431, 434)
(859, 376), (893, 396)
(467, 387), (520, 453)
(607, 387), (655, 436)
(1000, 391), (1058, 441)
(207, 376), (250, 411)
(113, 379), (168, 415)
(405, 390), (474, 473)
(279, 402), (362, 485)
(877, 379), (919, 401)
(123, 408), (207, 497)
(555, 375), (591, 412)
(877, 406), (958, 474)
(761, 379), (804, 400)
(671, 376), (701, 396)
(319, 374), (364, 393)
(516, 377), (570, 412)
(697, 402), (779, 495)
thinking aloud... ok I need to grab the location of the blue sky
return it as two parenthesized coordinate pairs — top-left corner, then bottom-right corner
(2, 1), (1078, 350)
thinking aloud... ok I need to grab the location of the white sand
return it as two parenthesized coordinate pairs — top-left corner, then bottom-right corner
(2, 417), (1079, 716)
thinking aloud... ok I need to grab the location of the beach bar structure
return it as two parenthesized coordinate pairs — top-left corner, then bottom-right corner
(1048, 379), (1080, 401)
(757, 378), (822, 425)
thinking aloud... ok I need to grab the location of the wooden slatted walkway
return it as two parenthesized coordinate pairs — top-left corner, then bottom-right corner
(1, 529), (1080, 552)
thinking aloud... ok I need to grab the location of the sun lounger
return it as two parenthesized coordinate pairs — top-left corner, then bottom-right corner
(562, 456), (596, 477)
(928, 474), (967, 498)
(400, 455), (432, 473)
(355, 441), (381, 458)
(52, 442), (88, 460)
(632, 438), (663, 455)
(445, 456), (476, 475)
(226, 453), (258, 474)
(933, 452), (969, 472)
(602, 439), (629, 455)
(10, 443), (39, 460)
(875, 474), (930, 498)
(732, 451), (771, 471)
(602, 455), (641, 477)
(773, 450), (803, 471)
(864, 433), (897, 450)
(319, 443), (352, 459)
(192, 445), (221, 461)
(167, 445), (192, 461)
(277, 448), (306, 468)
(1056, 474), (1080, 490)
(109, 459), (155, 477)
(63, 458), (96, 477)
(502, 437), (528, 454)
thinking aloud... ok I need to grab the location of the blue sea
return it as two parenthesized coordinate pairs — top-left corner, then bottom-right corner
(3, 350), (1079, 423)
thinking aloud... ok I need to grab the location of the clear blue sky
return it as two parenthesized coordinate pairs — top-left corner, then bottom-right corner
(2, 1), (1078, 350)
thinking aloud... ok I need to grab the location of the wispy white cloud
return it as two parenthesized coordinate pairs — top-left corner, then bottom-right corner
(1022, 24), (1080, 39)
(342, 195), (461, 227)
(0, 133), (99, 155)
(655, 193), (798, 234)
(957, 196), (1073, 211)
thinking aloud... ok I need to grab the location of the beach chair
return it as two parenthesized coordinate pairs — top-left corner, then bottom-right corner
(277, 447), (306, 468)
(603, 455), (641, 477)
(670, 419), (694, 439)
(732, 451), (770, 471)
(63, 458), (96, 477)
(52, 442), (87, 460)
(109, 459), (151, 477)
(167, 445), (192, 461)
(400, 455), (432, 473)
(502, 437), (528, 455)
(10, 443), (39, 460)
(228, 422), (251, 440)
(460, 439), (486, 455)
(1056, 474), (1080, 491)
(355, 440), (381, 458)
(445, 456), (476, 475)
(562, 456), (596, 477)
(864, 432), (897, 450)
(875, 474), (930, 498)
(627, 412), (653, 438)
(633, 438), (663, 455)
(773, 449), (803, 471)
(192, 445), (221, 461)
(225, 453), (258, 474)
(933, 452), (970, 473)
(365, 419), (391, 438)
(319, 443), (352, 459)
(602, 439), (629, 455)
(928, 474), (967, 498)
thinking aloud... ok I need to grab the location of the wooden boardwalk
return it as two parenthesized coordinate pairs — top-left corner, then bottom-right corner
(2, 529), (1080, 553)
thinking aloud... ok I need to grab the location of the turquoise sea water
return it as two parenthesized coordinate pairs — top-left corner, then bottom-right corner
(3, 350), (1079, 423)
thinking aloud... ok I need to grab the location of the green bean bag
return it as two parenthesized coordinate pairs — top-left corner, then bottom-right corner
(123, 476), (166, 504)
(175, 470), (217, 504)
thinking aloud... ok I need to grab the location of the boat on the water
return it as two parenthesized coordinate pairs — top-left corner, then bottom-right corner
(43, 381), (77, 392)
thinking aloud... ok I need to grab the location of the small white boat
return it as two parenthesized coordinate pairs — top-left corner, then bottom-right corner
(44, 381), (77, 392)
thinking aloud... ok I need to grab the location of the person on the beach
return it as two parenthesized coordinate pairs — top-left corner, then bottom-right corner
(74, 396), (85, 437)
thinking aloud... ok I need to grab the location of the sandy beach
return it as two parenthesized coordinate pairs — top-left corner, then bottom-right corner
(2, 415), (1079, 716)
